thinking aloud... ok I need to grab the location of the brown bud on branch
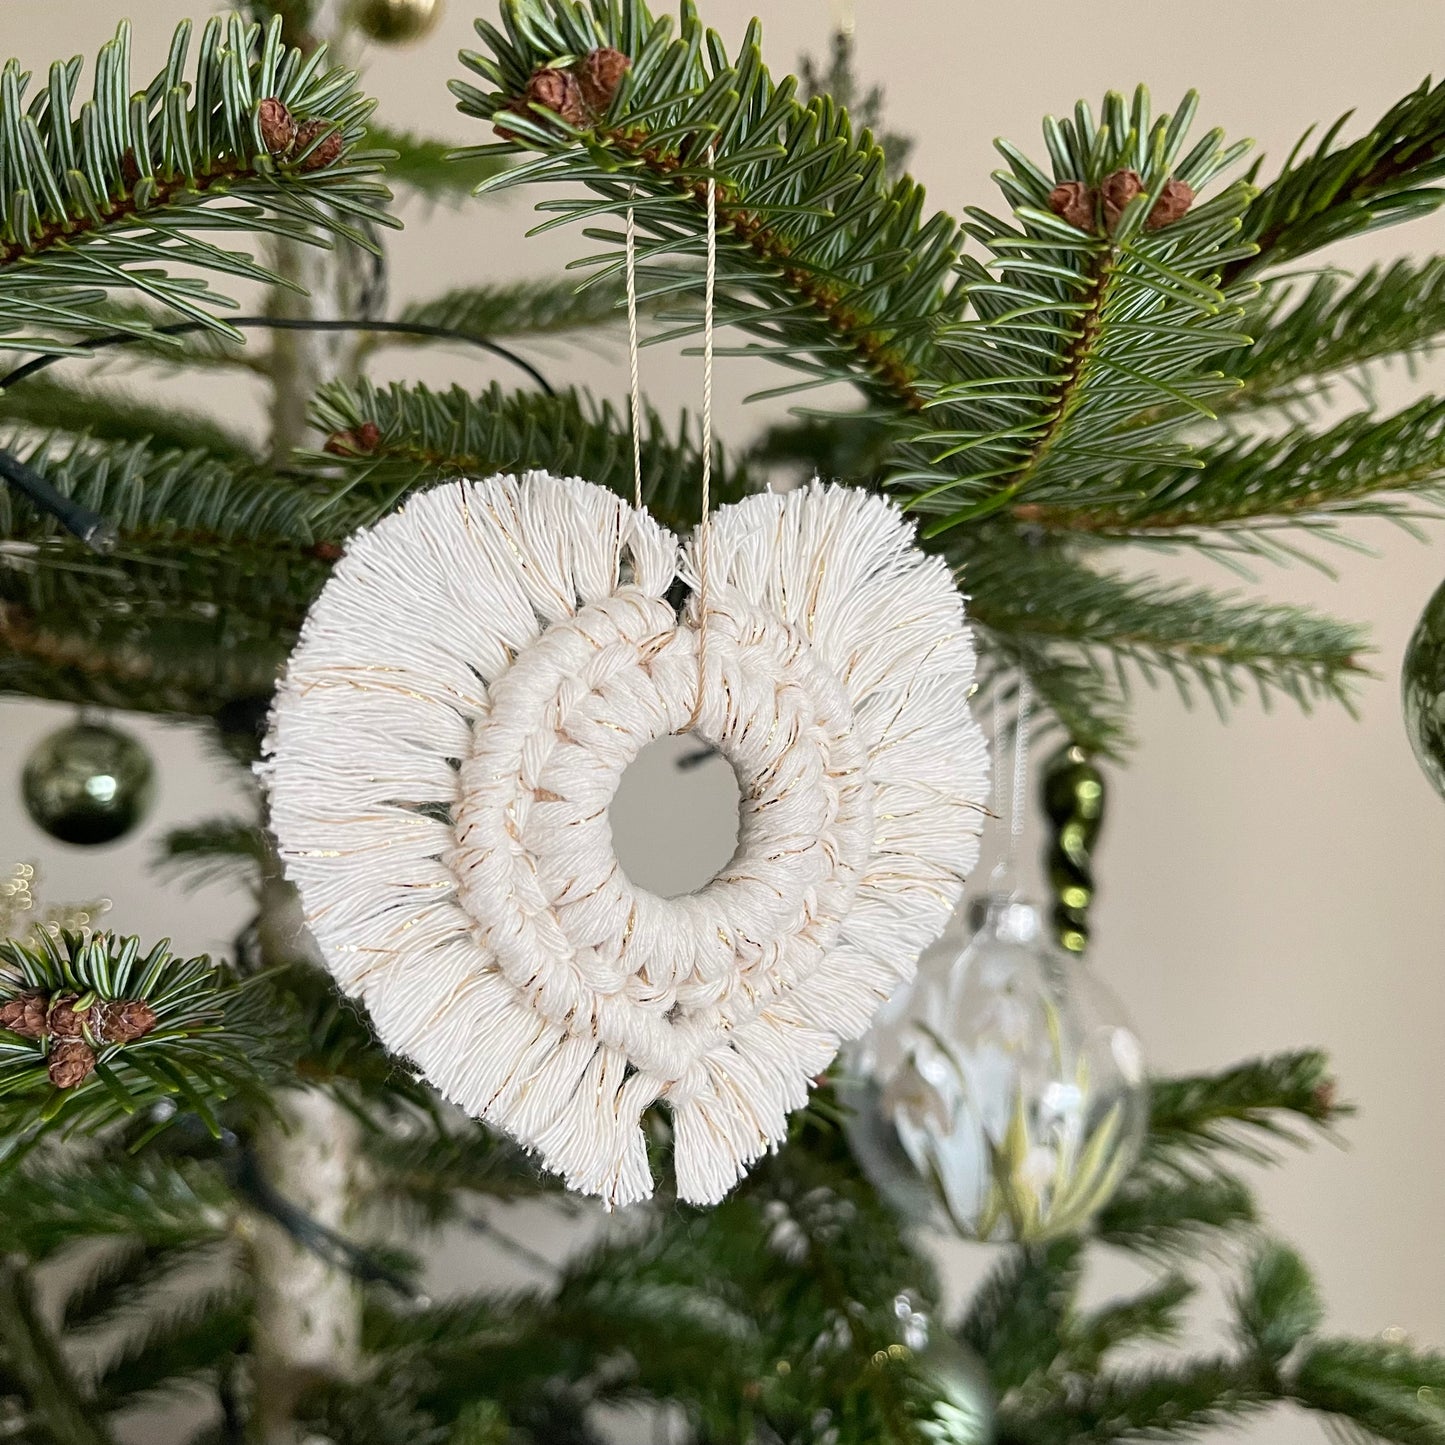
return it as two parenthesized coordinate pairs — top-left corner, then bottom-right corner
(0, 991), (48, 1039)
(525, 68), (589, 129)
(259, 98), (298, 157)
(323, 421), (382, 458)
(1100, 169), (1143, 233)
(1047, 181), (1095, 233)
(48, 1040), (96, 1090)
(97, 999), (158, 1045)
(577, 47), (631, 113)
(1147, 177), (1196, 230)
(294, 119), (344, 172)
(47, 995), (89, 1040)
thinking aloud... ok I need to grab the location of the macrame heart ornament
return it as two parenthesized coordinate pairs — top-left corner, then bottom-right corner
(263, 472), (988, 1205)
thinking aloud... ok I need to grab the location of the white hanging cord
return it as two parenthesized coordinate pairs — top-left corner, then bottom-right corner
(1005, 674), (1033, 885)
(621, 144), (715, 554)
(683, 141), (718, 733)
(697, 140), (717, 595)
(624, 197), (644, 511)
(991, 687), (1006, 823)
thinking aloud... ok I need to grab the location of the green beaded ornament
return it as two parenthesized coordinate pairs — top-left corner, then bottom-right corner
(1041, 742), (1105, 954)
(1403, 577), (1445, 801)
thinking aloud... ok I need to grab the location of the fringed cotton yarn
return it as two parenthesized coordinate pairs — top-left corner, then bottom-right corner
(263, 473), (989, 1206)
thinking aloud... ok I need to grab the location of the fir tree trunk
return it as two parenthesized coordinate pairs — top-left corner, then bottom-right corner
(248, 9), (374, 1434)
(249, 877), (364, 1445)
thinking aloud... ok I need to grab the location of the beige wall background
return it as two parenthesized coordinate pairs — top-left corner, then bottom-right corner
(2, 3), (1445, 1441)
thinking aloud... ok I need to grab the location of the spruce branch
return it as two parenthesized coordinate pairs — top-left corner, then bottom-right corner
(0, 932), (283, 1156)
(87, 1286), (250, 1412)
(395, 275), (629, 341)
(302, 1381), (477, 1445)
(1095, 1056), (1338, 1256)
(0, 314), (555, 409)
(975, 631), (1135, 757)
(361, 1296), (514, 1358)
(962, 538), (1370, 723)
(1234, 1242), (1324, 1365)
(0, 376), (258, 463)
(1095, 1168), (1257, 1257)
(158, 819), (273, 895)
(1291, 1337), (1445, 1445)
(0, 17), (394, 356)
(1227, 76), (1445, 283)
(1219, 260), (1445, 413)
(365, 123), (508, 199)
(0, 433), (334, 708)
(306, 378), (757, 534)
(905, 89), (1253, 532)
(454, 0), (968, 413)
(958, 1241), (1083, 1392)
(1000, 1358), (1276, 1445)
(1145, 1050), (1346, 1166)
(0, 432), (326, 550)
(0, 596), (292, 718)
(1067, 1274), (1195, 1371)
(1013, 397), (1445, 550)
(370, 1129), (548, 1222)
(0, 1156), (231, 1259)
(0, 1258), (116, 1445)
(300, 1381), (475, 1445)
(61, 1238), (229, 1337)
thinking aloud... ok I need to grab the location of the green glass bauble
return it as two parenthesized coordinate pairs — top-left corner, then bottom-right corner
(21, 722), (155, 847)
(891, 1291), (995, 1444)
(1403, 578), (1445, 801)
(346, 0), (442, 44)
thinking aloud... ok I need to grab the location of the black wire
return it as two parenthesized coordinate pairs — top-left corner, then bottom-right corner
(226, 1135), (419, 1299)
(0, 315), (556, 396)
(0, 448), (116, 551)
(465, 1209), (560, 1278)
(0, 315), (556, 551)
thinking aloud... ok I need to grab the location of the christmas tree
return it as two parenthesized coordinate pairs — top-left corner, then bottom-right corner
(1, 3), (1444, 1443)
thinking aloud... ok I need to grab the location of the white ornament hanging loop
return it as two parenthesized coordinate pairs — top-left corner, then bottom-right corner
(265, 149), (989, 1209)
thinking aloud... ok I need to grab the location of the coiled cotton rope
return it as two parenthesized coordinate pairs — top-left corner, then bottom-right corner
(263, 472), (988, 1205)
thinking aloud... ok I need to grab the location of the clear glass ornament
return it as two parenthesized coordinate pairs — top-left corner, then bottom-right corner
(847, 891), (1146, 1242)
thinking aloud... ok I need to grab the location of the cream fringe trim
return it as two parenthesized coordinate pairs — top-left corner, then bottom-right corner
(263, 472), (988, 1206)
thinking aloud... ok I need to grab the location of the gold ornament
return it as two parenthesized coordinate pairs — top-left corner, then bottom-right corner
(346, 0), (443, 45)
